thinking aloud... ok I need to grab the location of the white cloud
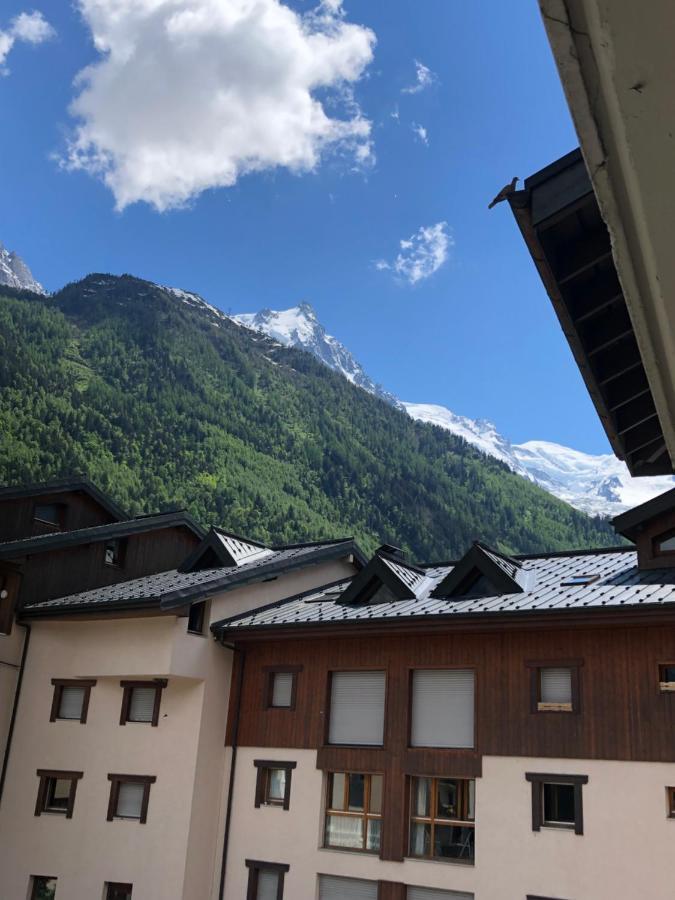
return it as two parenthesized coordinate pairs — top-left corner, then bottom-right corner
(390, 104), (400, 122)
(0, 10), (54, 74)
(402, 59), (436, 94)
(62, 0), (376, 211)
(412, 123), (428, 145)
(375, 222), (451, 285)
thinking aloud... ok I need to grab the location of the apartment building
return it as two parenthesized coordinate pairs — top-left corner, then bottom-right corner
(214, 490), (675, 900)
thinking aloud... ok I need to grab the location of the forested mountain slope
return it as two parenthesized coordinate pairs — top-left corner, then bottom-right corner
(0, 275), (618, 558)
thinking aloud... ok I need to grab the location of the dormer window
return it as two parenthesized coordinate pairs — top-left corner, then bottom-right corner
(104, 538), (126, 568)
(654, 530), (675, 556)
(452, 572), (498, 598)
(33, 503), (65, 532)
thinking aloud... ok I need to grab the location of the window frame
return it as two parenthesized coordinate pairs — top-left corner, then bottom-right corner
(658, 663), (675, 692)
(187, 601), (207, 635)
(35, 769), (83, 819)
(0, 567), (20, 636)
(526, 659), (582, 714)
(104, 537), (127, 568)
(325, 668), (388, 747)
(652, 528), (675, 558)
(245, 859), (289, 900)
(408, 775), (475, 864)
(49, 678), (96, 724)
(106, 774), (156, 823)
(33, 503), (65, 529)
(30, 876), (58, 900)
(666, 786), (675, 818)
(525, 772), (588, 835)
(263, 665), (302, 710)
(105, 884), (133, 900)
(119, 679), (167, 726)
(323, 770), (384, 854)
(254, 760), (296, 810)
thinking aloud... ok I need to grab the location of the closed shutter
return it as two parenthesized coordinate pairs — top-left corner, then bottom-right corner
(319, 875), (378, 900)
(116, 782), (145, 818)
(256, 870), (279, 900)
(411, 669), (474, 748)
(540, 668), (572, 703)
(58, 686), (85, 719)
(407, 888), (474, 900)
(271, 673), (293, 707)
(328, 671), (385, 746)
(129, 687), (156, 722)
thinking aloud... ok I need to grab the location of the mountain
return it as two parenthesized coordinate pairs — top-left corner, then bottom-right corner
(0, 243), (45, 295)
(233, 303), (673, 517)
(0, 275), (618, 558)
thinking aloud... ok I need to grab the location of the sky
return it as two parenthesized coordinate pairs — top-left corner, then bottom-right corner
(1, 0), (612, 454)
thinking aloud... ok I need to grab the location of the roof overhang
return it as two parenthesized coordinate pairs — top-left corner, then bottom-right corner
(535, 0), (675, 475)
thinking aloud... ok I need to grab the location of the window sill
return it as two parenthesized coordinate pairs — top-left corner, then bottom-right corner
(320, 846), (380, 856)
(405, 855), (474, 867)
(540, 822), (575, 831)
(659, 682), (675, 692)
(536, 702), (573, 712)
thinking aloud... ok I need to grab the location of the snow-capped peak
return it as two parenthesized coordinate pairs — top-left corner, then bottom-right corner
(0, 243), (46, 295)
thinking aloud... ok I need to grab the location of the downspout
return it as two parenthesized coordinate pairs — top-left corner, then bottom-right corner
(0, 622), (31, 805)
(218, 641), (246, 900)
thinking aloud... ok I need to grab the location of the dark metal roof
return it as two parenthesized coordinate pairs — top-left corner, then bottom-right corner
(431, 542), (525, 598)
(178, 527), (272, 572)
(508, 149), (671, 477)
(613, 487), (675, 541)
(0, 511), (206, 560)
(21, 538), (364, 616)
(0, 477), (128, 521)
(338, 550), (426, 605)
(214, 546), (675, 634)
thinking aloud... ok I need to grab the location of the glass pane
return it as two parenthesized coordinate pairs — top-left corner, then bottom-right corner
(256, 870), (279, 900)
(325, 814), (363, 849)
(329, 773), (345, 810)
(409, 821), (431, 857)
(106, 886), (132, 900)
(116, 782), (145, 818)
(543, 783), (575, 824)
(32, 877), (57, 900)
(412, 777), (430, 817)
(467, 779), (475, 820)
(268, 769), (286, 802)
(434, 824), (475, 861)
(659, 534), (675, 552)
(347, 773), (365, 811)
(366, 818), (381, 851)
(663, 666), (675, 683)
(46, 778), (70, 811)
(436, 779), (459, 819)
(369, 775), (383, 813)
(58, 686), (85, 719)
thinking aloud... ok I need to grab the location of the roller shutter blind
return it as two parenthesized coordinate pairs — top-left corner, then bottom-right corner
(116, 782), (145, 818)
(328, 671), (385, 746)
(540, 668), (572, 703)
(256, 870), (279, 900)
(271, 673), (293, 707)
(58, 686), (85, 719)
(407, 888), (474, 900)
(128, 687), (156, 722)
(411, 669), (474, 748)
(319, 875), (378, 900)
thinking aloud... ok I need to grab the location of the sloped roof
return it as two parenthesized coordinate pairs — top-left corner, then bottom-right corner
(613, 487), (675, 540)
(21, 539), (364, 616)
(431, 542), (526, 598)
(214, 546), (675, 634)
(178, 527), (273, 571)
(0, 476), (128, 521)
(338, 549), (428, 605)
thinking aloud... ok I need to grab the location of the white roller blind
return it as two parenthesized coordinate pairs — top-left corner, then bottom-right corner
(411, 669), (474, 748)
(256, 870), (279, 900)
(58, 686), (85, 719)
(128, 687), (156, 722)
(319, 875), (378, 900)
(116, 782), (144, 818)
(328, 671), (385, 746)
(271, 673), (293, 707)
(540, 668), (572, 703)
(407, 888), (474, 900)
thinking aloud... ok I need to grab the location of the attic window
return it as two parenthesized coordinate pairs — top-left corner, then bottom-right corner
(451, 572), (498, 598)
(654, 530), (675, 556)
(560, 574), (600, 587)
(33, 503), (65, 530)
(104, 538), (126, 568)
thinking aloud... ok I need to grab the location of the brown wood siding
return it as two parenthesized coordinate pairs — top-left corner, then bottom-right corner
(0, 490), (118, 542)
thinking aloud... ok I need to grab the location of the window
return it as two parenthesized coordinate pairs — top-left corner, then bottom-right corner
(318, 875), (378, 900)
(106, 885), (133, 900)
(654, 530), (675, 556)
(526, 773), (588, 835)
(245, 860), (289, 900)
(0, 570), (16, 635)
(666, 787), (675, 818)
(30, 876), (57, 900)
(33, 504), (64, 529)
(527, 661), (581, 713)
(409, 777), (475, 863)
(324, 772), (382, 852)
(50, 679), (96, 723)
(410, 669), (475, 748)
(327, 671), (386, 746)
(187, 602), (206, 634)
(659, 664), (675, 692)
(107, 774), (156, 823)
(35, 770), (83, 818)
(407, 888), (474, 900)
(119, 679), (167, 726)
(254, 760), (296, 810)
(263, 666), (302, 709)
(104, 538), (126, 567)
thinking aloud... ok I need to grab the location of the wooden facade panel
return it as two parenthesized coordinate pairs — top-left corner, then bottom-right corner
(0, 490), (117, 542)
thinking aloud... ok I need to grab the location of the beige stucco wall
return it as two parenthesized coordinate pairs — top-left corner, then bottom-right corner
(0, 626), (26, 766)
(224, 749), (675, 900)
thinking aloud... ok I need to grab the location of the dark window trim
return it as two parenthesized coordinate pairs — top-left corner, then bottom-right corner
(527, 896), (570, 900)
(187, 601), (207, 635)
(104, 537), (127, 569)
(323, 770), (384, 854)
(254, 760), (296, 810)
(30, 876), (58, 900)
(245, 859), (289, 900)
(525, 772), (588, 835)
(107, 774), (156, 824)
(33, 502), (66, 529)
(35, 769), (83, 819)
(667, 786), (675, 818)
(50, 679), (97, 723)
(407, 774), (475, 864)
(262, 666), (303, 710)
(525, 660), (582, 714)
(658, 663), (675, 693)
(105, 884), (133, 900)
(119, 679), (167, 727)
(652, 528), (675, 558)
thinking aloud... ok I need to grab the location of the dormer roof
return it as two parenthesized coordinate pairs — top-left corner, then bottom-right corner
(178, 527), (273, 572)
(339, 549), (427, 605)
(613, 488), (675, 541)
(430, 542), (525, 599)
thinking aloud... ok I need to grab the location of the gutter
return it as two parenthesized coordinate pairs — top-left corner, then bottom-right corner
(218, 642), (245, 900)
(0, 623), (30, 805)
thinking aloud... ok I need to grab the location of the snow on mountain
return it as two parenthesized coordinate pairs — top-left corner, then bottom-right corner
(0, 243), (45, 295)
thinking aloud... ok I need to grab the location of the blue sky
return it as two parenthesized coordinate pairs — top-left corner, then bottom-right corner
(1, 0), (610, 453)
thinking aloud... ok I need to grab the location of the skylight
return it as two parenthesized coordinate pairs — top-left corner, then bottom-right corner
(560, 574), (600, 587)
